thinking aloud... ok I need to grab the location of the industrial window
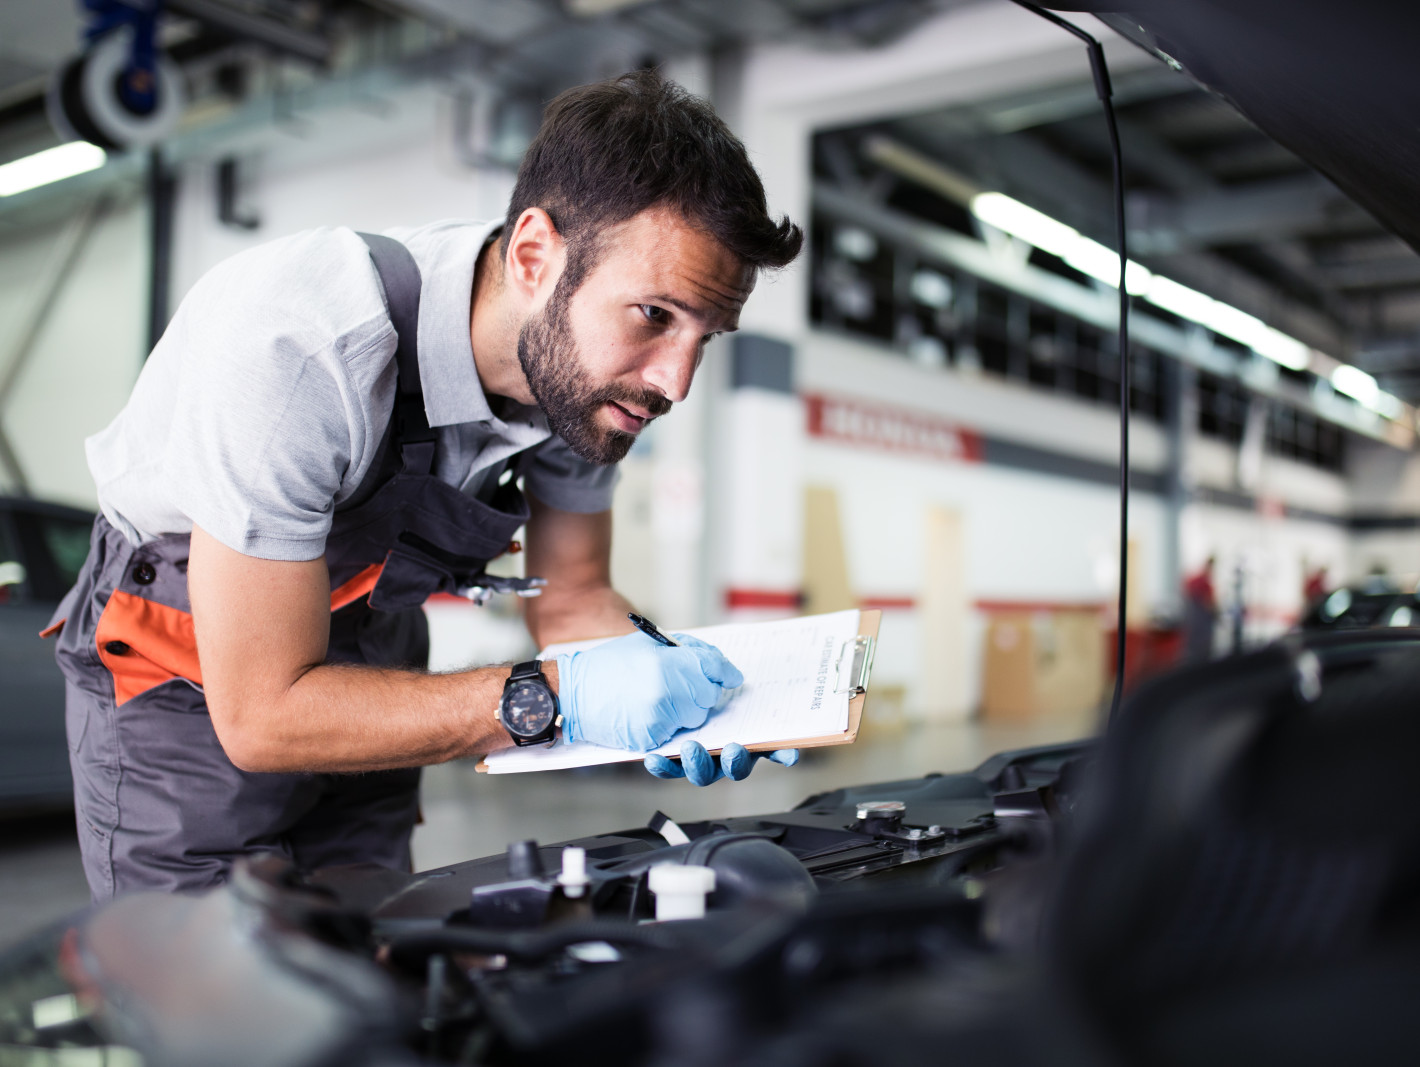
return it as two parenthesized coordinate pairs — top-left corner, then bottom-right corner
(1197, 371), (1249, 445)
(809, 209), (1173, 424)
(807, 207), (1355, 471)
(1267, 402), (1346, 472)
(809, 215), (896, 343)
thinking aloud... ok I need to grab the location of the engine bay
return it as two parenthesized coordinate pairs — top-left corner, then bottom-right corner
(6, 631), (1420, 1066)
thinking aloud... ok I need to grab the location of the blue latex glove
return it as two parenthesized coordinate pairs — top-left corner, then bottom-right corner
(644, 741), (801, 786)
(557, 631), (744, 752)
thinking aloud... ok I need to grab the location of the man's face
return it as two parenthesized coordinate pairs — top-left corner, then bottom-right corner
(518, 206), (754, 465)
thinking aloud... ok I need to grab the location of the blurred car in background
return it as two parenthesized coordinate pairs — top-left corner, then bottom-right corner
(1298, 582), (1420, 633)
(0, 497), (94, 813)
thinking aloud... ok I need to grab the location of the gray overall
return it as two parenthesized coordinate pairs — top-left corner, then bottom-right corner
(51, 235), (530, 900)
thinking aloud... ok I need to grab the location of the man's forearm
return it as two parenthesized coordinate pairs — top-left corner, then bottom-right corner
(216, 659), (558, 775)
(526, 583), (638, 648)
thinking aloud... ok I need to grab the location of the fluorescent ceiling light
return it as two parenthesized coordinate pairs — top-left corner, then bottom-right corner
(1330, 372), (1403, 420)
(1205, 303), (1269, 347)
(1143, 275), (1216, 322)
(971, 192), (1078, 258)
(564, 0), (653, 14)
(1374, 391), (1404, 420)
(0, 141), (107, 197)
(973, 192), (1153, 293)
(1331, 364), (1379, 407)
(1063, 236), (1153, 294)
(966, 190), (1420, 417)
(1251, 329), (1311, 372)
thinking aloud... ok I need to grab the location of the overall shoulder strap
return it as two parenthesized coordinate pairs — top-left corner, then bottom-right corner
(357, 233), (436, 463)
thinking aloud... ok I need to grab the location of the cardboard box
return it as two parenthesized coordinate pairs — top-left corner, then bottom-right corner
(981, 608), (1105, 722)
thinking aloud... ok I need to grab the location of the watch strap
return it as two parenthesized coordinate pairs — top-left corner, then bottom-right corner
(509, 659), (544, 682)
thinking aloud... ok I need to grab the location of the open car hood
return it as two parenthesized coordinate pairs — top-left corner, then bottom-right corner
(1054, 0), (1420, 254)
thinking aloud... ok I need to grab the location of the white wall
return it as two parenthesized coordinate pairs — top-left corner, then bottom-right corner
(1, 80), (515, 508)
(1347, 439), (1420, 515)
(0, 197), (148, 507)
(1349, 530), (1420, 587)
(171, 82), (515, 302)
(1344, 440), (1420, 586)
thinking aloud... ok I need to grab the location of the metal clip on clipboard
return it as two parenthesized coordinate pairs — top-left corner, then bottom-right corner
(834, 634), (877, 697)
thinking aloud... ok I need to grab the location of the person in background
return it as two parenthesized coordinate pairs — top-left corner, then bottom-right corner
(1182, 555), (1218, 662)
(1302, 563), (1330, 609)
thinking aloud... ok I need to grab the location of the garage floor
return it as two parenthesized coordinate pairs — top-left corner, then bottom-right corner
(0, 712), (1095, 953)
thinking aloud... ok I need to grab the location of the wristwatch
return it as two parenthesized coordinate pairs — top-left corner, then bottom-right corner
(497, 660), (559, 747)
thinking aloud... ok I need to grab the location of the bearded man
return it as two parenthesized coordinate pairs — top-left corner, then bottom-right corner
(48, 69), (803, 900)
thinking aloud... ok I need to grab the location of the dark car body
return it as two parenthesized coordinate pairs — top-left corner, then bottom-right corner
(0, 497), (94, 812)
(4, 631), (1420, 1066)
(1297, 583), (1420, 633)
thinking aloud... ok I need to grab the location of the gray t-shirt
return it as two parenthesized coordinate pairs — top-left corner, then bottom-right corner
(87, 219), (618, 561)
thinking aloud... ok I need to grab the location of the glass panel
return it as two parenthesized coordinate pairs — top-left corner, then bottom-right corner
(37, 516), (93, 590)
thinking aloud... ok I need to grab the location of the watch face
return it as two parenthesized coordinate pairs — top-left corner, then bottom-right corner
(502, 680), (556, 738)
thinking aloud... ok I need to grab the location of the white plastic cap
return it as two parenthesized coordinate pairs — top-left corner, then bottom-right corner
(558, 846), (589, 898)
(648, 863), (716, 921)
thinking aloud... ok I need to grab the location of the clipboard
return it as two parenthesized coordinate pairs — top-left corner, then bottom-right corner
(474, 609), (880, 771)
(735, 607), (880, 755)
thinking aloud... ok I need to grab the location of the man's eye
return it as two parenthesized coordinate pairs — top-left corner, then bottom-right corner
(639, 304), (669, 324)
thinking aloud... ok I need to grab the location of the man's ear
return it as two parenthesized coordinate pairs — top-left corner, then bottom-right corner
(504, 208), (565, 303)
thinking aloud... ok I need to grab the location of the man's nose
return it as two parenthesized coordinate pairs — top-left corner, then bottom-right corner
(642, 338), (700, 404)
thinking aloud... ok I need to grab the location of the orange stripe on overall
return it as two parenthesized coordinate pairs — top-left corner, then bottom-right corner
(91, 562), (384, 707)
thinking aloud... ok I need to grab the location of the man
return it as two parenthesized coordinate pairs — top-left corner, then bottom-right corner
(1182, 555), (1217, 662)
(48, 70), (803, 900)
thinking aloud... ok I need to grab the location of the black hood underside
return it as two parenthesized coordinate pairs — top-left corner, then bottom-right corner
(1053, 1), (1420, 255)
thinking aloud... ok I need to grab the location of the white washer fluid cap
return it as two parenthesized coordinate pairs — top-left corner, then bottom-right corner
(648, 863), (716, 921)
(559, 847), (589, 897)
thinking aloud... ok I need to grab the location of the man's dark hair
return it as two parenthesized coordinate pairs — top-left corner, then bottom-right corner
(502, 69), (803, 287)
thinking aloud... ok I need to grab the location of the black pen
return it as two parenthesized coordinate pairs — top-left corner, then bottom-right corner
(628, 612), (679, 647)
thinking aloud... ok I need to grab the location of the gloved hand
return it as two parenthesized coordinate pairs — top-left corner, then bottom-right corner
(644, 741), (801, 786)
(557, 632), (743, 752)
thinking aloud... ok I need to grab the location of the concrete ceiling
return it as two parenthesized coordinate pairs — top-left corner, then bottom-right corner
(818, 61), (1420, 402)
(4, 0), (1418, 400)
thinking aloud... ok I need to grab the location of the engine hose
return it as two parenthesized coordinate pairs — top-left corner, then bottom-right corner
(384, 919), (700, 967)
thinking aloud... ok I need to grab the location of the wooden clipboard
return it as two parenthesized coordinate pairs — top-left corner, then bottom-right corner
(736, 607), (880, 754)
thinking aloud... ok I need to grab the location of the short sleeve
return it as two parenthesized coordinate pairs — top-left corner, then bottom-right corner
(160, 230), (396, 560)
(522, 434), (620, 513)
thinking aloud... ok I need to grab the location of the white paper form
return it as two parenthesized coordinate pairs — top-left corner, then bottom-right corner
(482, 609), (861, 774)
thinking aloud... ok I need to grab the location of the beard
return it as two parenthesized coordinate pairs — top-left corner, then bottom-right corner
(517, 276), (672, 466)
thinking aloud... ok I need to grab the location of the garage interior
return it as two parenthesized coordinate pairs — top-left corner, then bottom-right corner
(2, 1), (1419, 1062)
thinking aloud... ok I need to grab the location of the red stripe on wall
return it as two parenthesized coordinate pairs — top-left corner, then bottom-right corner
(724, 588), (803, 610)
(859, 596), (916, 610)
